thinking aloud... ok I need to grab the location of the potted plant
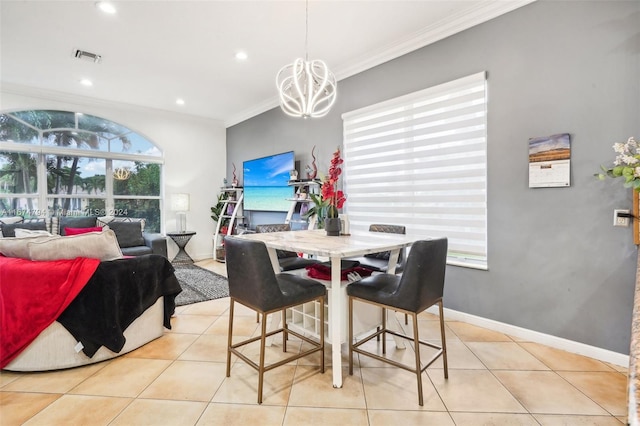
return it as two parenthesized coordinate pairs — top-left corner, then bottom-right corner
(302, 147), (346, 235)
(211, 192), (231, 260)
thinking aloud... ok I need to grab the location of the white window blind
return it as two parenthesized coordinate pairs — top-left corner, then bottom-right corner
(342, 72), (487, 269)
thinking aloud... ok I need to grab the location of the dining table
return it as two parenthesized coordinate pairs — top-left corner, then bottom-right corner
(236, 228), (417, 388)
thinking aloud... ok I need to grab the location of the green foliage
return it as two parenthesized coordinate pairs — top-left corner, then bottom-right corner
(211, 192), (230, 226)
(303, 192), (329, 229)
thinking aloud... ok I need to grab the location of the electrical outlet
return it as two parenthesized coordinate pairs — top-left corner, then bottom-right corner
(613, 209), (631, 227)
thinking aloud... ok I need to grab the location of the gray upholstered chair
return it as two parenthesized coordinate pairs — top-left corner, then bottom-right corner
(255, 223), (320, 271)
(224, 236), (326, 404)
(347, 238), (448, 406)
(347, 224), (406, 273)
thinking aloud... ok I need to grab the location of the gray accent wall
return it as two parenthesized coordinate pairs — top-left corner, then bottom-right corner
(227, 0), (640, 354)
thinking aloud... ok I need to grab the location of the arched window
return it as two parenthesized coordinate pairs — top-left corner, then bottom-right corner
(0, 110), (163, 232)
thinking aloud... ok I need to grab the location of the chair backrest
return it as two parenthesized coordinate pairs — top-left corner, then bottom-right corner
(365, 224), (407, 262)
(224, 236), (285, 310)
(255, 223), (291, 233)
(255, 223), (297, 258)
(395, 238), (448, 312)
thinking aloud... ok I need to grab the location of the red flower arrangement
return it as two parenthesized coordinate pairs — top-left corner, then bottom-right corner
(321, 148), (346, 219)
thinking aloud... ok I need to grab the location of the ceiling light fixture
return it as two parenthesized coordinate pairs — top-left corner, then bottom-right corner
(235, 51), (248, 61)
(96, 2), (116, 14)
(113, 167), (131, 180)
(80, 79), (93, 87)
(276, 0), (337, 119)
(176, 98), (185, 106)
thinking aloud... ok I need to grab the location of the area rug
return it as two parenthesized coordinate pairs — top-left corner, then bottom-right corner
(172, 264), (229, 306)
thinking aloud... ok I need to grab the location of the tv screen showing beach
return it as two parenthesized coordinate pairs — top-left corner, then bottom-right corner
(243, 151), (294, 211)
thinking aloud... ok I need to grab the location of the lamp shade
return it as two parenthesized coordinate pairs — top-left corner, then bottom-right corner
(171, 193), (190, 212)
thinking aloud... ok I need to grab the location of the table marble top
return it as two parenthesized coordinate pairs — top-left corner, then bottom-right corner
(237, 229), (416, 258)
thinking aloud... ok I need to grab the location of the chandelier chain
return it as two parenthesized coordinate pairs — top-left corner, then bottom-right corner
(305, 0), (309, 61)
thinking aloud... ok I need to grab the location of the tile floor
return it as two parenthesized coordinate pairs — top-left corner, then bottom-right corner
(0, 259), (630, 425)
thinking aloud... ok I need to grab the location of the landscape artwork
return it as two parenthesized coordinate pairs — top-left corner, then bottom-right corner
(528, 133), (571, 163)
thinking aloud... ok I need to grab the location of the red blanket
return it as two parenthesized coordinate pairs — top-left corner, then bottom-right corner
(0, 256), (100, 368)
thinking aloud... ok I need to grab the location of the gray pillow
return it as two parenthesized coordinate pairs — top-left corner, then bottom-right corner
(59, 216), (98, 236)
(107, 220), (145, 248)
(1, 219), (47, 238)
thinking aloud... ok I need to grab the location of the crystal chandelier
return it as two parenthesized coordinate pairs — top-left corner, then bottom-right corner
(276, 0), (337, 118)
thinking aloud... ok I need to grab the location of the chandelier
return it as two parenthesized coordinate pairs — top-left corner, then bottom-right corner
(113, 167), (131, 180)
(276, 0), (337, 118)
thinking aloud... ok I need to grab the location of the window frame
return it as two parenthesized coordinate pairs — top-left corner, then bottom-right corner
(0, 110), (164, 231)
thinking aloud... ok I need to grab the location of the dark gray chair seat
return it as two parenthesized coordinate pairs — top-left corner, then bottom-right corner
(347, 238), (449, 406)
(224, 236), (326, 404)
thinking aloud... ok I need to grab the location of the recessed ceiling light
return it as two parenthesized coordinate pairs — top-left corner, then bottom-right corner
(80, 79), (93, 87)
(176, 98), (185, 106)
(96, 2), (116, 14)
(235, 51), (248, 61)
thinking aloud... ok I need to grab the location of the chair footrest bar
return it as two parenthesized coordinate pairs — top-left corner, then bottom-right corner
(229, 327), (323, 374)
(353, 327), (443, 353)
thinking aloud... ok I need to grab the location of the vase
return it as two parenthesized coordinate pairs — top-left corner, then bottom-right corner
(324, 217), (341, 236)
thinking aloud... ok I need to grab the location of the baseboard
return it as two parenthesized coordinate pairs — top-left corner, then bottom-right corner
(426, 306), (629, 367)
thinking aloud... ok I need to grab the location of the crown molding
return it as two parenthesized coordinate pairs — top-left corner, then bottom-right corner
(1, 83), (224, 125)
(226, 0), (536, 128)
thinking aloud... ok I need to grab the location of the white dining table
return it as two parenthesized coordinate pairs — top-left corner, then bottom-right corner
(236, 229), (416, 388)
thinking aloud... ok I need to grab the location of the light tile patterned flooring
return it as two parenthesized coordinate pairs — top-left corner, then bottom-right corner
(1, 259), (630, 425)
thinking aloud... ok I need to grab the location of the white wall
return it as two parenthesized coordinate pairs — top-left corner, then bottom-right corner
(0, 87), (226, 261)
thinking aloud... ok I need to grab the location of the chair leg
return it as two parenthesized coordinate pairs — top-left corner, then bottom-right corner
(381, 307), (387, 355)
(282, 308), (288, 352)
(257, 312), (269, 404)
(439, 300), (448, 379)
(226, 299), (235, 377)
(348, 296), (354, 375)
(320, 295), (325, 374)
(411, 312), (424, 406)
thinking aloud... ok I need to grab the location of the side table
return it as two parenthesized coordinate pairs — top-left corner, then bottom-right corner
(167, 231), (196, 264)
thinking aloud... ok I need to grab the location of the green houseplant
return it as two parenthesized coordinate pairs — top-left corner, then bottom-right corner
(210, 192), (230, 228)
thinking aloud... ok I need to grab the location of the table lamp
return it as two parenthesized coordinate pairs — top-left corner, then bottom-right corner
(171, 193), (190, 233)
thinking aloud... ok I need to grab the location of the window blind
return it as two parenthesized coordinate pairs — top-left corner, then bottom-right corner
(342, 72), (487, 269)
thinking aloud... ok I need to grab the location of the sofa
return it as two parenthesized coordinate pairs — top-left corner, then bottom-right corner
(0, 215), (168, 258)
(0, 218), (182, 371)
(1, 253), (181, 371)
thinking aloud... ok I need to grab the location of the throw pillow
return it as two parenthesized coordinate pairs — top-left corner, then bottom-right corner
(106, 220), (144, 248)
(0, 235), (60, 259)
(14, 229), (53, 238)
(98, 216), (146, 232)
(27, 229), (123, 261)
(59, 216), (98, 236)
(64, 226), (104, 236)
(0, 219), (47, 238)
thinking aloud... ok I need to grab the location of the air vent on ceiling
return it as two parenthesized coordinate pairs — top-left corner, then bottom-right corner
(73, 49), (102, 63)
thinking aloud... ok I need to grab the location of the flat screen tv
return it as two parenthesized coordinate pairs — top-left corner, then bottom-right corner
(243, 151), (294, 212)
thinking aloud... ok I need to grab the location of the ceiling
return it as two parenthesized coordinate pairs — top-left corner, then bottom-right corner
(0, 1), (532, 127)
